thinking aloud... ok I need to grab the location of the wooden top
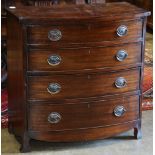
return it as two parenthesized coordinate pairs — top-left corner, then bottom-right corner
(6, 2), (151, 24)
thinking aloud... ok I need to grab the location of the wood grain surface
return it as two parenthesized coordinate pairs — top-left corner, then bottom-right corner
(29, 95), (139, 131)
(28, 69), (140, 101)
(28, 42), (142, 72)
(27, 20), (142, 45)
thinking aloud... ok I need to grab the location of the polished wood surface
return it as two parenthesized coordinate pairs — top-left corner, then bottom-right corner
(6, 2), (150, 152)
(28, 69), (140, 101)
(29, 120), (139, 142)
(27, 20), (142, 45)
(29, 95), (139, 131)
(6, 2), (150, 23)
(7, 13), (26, 136)
(28, 42), (142, 72)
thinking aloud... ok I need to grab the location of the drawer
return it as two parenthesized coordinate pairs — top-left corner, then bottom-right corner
(28, 42), (141, 72)
(29, 95), (139, 131)
(28, 69), (140, 101)
(27, 20), (142, 45)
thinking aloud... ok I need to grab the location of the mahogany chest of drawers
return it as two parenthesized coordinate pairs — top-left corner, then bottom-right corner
(6, 2), (150, 152)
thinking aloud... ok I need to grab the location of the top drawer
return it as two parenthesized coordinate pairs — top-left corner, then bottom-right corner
(27, 20), (142, 46)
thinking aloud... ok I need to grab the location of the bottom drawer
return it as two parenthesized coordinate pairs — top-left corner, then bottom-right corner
(29, 95), (139, 131)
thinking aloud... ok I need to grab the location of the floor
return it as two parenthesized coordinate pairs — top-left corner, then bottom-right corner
(1, 111), (153, 155)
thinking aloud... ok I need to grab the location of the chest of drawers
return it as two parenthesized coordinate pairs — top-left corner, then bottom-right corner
(6, 2), (150, 152)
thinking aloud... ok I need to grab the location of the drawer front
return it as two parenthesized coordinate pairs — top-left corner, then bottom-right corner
(28, 42), (141, 72)
(27, 20), (142, 45)
(29, 95), (139, 131)
(28, 69), (140, 101)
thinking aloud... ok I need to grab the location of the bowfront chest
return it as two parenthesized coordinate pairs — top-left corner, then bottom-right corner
(6, 2), (150, 152)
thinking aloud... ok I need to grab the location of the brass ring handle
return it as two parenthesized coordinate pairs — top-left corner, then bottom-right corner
(47, 54), (61, 66)
(114, 106), (126, 117)
(115, 77), (127, 88)
(48, 112), (61, 124)
(47, 83), (61, 94)
(116, 50), (128, 61)
(48, 29), (62, 41)
(117, 25), (128, 37)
